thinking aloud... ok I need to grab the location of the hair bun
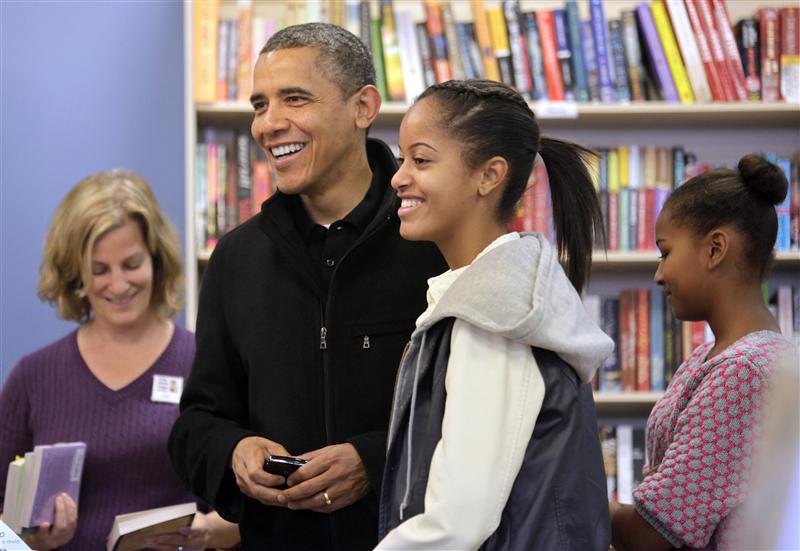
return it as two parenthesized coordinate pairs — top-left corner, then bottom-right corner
(738, 154), (788, 205)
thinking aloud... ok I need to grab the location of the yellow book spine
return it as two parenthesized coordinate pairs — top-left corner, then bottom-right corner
(381, 2), (406, 102)
(608, 149), (620, 193)
(471, 0), (500, 81)
(618, 145), (630, 189)
(193, 0), (220, 103)
(651, 0), (694, 104)
(486, 7), (510, 53)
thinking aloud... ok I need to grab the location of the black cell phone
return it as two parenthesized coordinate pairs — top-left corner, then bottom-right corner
(263, 455), (307, 477)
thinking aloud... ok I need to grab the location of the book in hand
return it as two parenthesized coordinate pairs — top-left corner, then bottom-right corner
(106, 502), (197, 551)
(2, 441), (86, 535)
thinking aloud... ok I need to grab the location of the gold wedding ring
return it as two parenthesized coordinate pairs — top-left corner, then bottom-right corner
(323, 491), (332, 506)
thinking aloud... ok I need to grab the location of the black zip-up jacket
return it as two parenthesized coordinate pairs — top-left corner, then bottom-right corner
(169, 139), (446, 550)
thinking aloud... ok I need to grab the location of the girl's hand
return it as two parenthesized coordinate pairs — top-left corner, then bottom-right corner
(149, 510), (210, 551)
(24, 493), (78, 550)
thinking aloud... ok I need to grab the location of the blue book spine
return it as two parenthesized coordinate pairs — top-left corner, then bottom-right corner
(608, 19), (631, 102)
(456, 22), (478, 80)
(777, 157), (792, 251)
(589, 0), (616, 103)
(650, 289), (665, 391)
(553, 9), (576, 101)
(566, 0), (589, 102)
(523, 12), (548, 101)
(580, 20), (601, 102)
(635, 3), (679, 102)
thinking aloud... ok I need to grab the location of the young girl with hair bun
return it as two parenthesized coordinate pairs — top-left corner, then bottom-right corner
(610, 154), (796, 551)
(376, 80), (614, 550)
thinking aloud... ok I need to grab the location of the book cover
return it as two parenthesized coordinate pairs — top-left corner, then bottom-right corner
(487, 6), (514, 86)
(608, 19), (632, 103)
(524, 12), (549, 100)
(590, 0), (616, 103)
(504, 0), (533, 98)
(666, 0), (713, 103)
(734, 18), (761, 101)
(537, 10), (565, 101)
(471, 0), (501, 81)
(758, 7), (781, 102)
(710, 0), (748, 101)
(780, 7), (800, 103)
(651, 0), (695, 104)
(565, 0), (590, 103)
(553, 9), (576, 102)
(636, 3), (680, 103)
(107, 502), (197, 551)
(580, 19), (602, 102)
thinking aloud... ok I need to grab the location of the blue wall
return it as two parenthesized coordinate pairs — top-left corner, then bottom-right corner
(1, 2), (185, 384)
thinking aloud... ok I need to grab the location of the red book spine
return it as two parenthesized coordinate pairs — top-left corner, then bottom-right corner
(536, 10), (565, 101)
(608, 192), (619, 251)
(711, 0), (748, 100)
(759, 8), (781, 101)
(636, 289), (651, 391)
(688, 0), (735, 101)
(684, 0), (725, 101)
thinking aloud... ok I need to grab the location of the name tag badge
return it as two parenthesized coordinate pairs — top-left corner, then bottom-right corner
(151, 375), (184, 404)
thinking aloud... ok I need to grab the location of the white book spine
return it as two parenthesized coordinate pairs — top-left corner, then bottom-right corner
(665, 0), (713, 102)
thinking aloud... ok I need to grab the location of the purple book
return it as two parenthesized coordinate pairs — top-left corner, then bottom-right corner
(23, 442), (86, 530)
(635, 3), (679, 102)
(589, 0), (616, 103)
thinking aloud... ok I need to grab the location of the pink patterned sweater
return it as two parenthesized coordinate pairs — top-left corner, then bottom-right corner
(633, 330), (793, 550)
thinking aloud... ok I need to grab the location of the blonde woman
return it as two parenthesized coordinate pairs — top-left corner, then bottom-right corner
(0, 171), (238, 550)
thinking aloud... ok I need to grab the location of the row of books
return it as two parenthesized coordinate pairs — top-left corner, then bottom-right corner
(194, 128), (273, 252)
(193, 0), (800, 105)
(583, 284), (799, 393)
(512, 147), (799, 253)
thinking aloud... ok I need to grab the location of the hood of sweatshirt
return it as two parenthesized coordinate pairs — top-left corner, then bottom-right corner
(414, 233), (613, 383)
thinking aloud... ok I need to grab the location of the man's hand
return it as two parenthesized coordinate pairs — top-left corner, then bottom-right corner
(23, 493), (77, 550)
(277, 443), (371, 513)
(231, 436), (291, 507)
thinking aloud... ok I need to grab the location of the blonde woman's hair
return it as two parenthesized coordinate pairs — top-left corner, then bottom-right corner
(38, 170), (183, 322)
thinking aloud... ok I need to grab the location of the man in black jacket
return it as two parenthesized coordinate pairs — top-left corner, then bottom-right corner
(169, 23), (445, 551)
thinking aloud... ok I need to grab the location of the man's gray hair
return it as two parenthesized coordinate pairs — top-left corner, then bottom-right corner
(261, 23), (376, 98)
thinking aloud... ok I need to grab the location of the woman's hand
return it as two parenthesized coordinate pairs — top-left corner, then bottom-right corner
(23, 493), (78, 550)
(149, 511), (210, 551)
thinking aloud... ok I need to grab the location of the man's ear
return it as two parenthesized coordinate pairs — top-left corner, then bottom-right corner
(706, 228), (730, 270)
(477, 156), (508, 197)
(354, 85), (381, 129)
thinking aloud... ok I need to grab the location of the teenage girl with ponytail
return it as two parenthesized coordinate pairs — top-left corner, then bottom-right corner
(610, 155), (795, 551)
(375, 79), (614, 550)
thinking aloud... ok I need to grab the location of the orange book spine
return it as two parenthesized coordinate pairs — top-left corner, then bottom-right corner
(471, 0), (501, 81)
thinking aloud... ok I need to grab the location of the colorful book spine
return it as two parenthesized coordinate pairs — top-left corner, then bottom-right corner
(565, 1), (589, 103)
(380, 0), (405, 101)
(471, 0), (501, 81)
(395, 9), (425, 102)
(441, 1), (466, 80)
(619, 290), (637, 392)
(537, 10), (564, 101)
(589, 0), (615, 103)
(425, 0), (453, 84)
(666, 0), (713, 103)
(735, 18), (761, 101)
(417, 22), (437, 86)
(636, 3), (680, 103)
(487, 6), (514, 86)
(689, 0), (737, 101)
(236, 133), (252, 224)
(456, 22), (481, 80)
(607, 19), (631, 103)
(193, 0), (220, 103)
(619, 10), (645, 102)
(525, 12), (549, 100)
(652, 0), (694, 104)
(370, 16), (389, 100)
(553, 9), (576, 102)
(650, 290), (665, 391)
(581, 19), (601, 102)
(710, 0), (748, 101)
(600, 297), (621, 392)
(684, 0), (726, 101)
(504, 0), (532, 97)
(235, 0), (253, 103)
(780, 7), (800, 103)
(758, 8), (781, 102)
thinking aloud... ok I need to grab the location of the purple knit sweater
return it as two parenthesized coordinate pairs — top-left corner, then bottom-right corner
(0, 325), (198, 550)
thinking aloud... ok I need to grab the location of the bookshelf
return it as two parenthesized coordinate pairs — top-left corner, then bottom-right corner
(184, 1), (800, 421)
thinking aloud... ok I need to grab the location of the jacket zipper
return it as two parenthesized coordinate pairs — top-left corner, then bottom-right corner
(320, 326), (328, 349)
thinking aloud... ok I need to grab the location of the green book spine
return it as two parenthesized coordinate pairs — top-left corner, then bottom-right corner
(370, 18), (388, 101)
